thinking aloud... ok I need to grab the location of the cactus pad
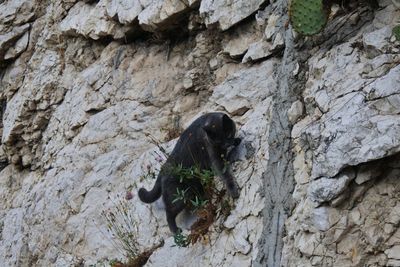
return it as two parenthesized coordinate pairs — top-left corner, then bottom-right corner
(393, 25), (400, 41)
(289, 0), (329, 36)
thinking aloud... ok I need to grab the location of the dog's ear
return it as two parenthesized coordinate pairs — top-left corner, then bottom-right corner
(202, 113), (223, 140)
(222, 114), (236, 135)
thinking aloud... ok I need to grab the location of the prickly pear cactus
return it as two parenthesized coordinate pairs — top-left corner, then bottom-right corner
(393, 25), (400, 41)
(289, 0), (329, 36)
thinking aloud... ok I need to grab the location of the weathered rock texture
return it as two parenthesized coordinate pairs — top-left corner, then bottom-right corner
(0, 0), (399, 266)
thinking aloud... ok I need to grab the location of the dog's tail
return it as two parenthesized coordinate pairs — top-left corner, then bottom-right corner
(138, 175), (162, 203)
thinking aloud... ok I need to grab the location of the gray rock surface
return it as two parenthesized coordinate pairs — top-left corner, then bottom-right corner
(1, 0), (400, 266)
(308, 171), (355, 204)
(59, 1), (131, 40)
(210, 60), (277, 115)
(282, 3), (400, 266)
(287, 100), (304, 124)
(138, 0), (198, 31)
(0, 24), (30, 63)
(200, 0), (267, 30)
(54, 0), (274, 39)
(104, 0), (143, 24)
(300, 7), (400, 178)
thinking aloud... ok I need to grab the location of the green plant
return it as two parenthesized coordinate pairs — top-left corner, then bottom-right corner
(109, 258), (122, 267)
(289, 0), (380, 36)
(289, 0), (329, 36)
(173, 230), (191, 247)
(199, 169), (214, 186)
(393, 25), (400, 41)
(162, 164), (233, 247)
(167, 164), (214, 185)
(172, 188), (190, 204)
(190, 196), (209, 212)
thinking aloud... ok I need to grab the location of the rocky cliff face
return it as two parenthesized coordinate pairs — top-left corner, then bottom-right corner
(0, 0), (399, 266)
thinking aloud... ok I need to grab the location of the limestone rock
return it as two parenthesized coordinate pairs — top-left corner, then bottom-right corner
(104, 0), (143, 24)
(312, 206), (341, 231)
(222, 21), (261, 58)
(3, 30), (29, 60)
(287, 100), (304, 124)
(386, 245), (400, 259)
(1, 0), (400, 266)
(284, 8), (400, 264)
(264, 13), (279, 40)
(210, 59), (277, 115)
(0, 0), (36, 27)
(200, 0), (267, 31)
(308, 171), (355, 204)
(300, 40), (400, 178)
(138, 0), (198, 32)
(354, 163), (382, 185)
(59, 1), (130, 40)
(0, 24), (30, 63)
(2, 49), (65, 168)
(242, 40), (272, 63)
(363, 26), (393, 54)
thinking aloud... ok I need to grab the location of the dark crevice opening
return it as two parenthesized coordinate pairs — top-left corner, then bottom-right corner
(0, 99), (9, 172)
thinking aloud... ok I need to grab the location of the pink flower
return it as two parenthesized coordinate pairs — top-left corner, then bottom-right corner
(125, 191), (133, 200)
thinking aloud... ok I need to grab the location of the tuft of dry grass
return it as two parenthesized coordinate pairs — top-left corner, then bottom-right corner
(110, 241), (164, 267)
(101, 198), (139, 258)
(99, 197), (164, 267)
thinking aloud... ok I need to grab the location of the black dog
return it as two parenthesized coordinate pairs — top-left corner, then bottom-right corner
(138, 112), (241, 233)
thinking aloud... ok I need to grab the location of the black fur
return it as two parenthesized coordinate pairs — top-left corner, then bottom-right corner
(138, 112), (241, 234)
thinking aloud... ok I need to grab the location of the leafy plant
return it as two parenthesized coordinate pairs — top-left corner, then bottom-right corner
(393, 25), (400, 41)
(173, 230), (190, 247)
(199, 169), (214, 186)
(167, 164), (214, 185)
(172, 188), (189, 204)
(190, 196), (209, 212)
(165, 164), (233, 247)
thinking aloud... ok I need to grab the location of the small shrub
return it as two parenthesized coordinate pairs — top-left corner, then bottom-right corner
(173, 230), (191, 247)
(167, 164), (233, 247)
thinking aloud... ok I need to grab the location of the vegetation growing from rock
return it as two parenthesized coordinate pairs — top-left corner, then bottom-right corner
(289, 0), (329, 36)
(98, 198), (164, 267)
(289, 0), (379, 36)
(393, 25), (400, 41)
(169, 164), (233, 247)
